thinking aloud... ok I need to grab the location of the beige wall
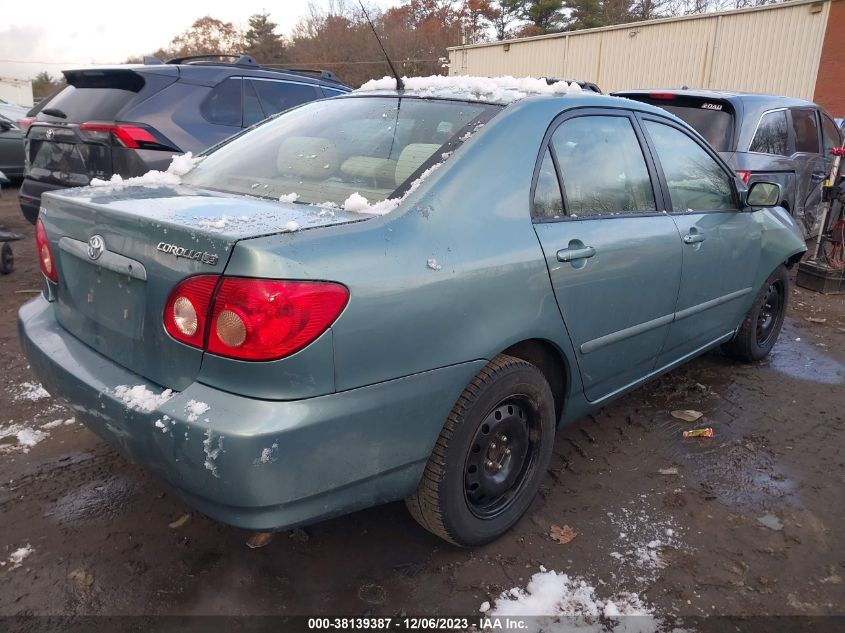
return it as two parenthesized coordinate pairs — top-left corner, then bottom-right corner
(448, 0), (830, 100)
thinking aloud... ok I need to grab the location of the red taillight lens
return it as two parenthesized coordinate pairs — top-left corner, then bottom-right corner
(17, 117), (34, 134)
(163, 277), (349, 361)
(35, 218), (58, 282)
(163, 275), (219, 348)
(736, 170), (751, 185)
(207, 279), (349, 361)
(648, 92), (677, 100)
(79, 121), (176, 150)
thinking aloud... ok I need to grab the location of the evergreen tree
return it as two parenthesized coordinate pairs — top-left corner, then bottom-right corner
(245, 12), (287, 64)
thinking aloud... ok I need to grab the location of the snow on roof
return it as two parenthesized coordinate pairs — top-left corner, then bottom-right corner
(356, 75), (583, 104)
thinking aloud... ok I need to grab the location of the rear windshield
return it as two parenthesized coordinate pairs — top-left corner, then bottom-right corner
(184, 96), (500, 206)
(36, 72), (144, 123)
(624, 96), (735, 152)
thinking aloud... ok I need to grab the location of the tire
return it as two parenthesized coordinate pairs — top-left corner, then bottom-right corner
(722, 265), (789, 362)
(0, 243), (13, 275)
(406, 354), (555, 547)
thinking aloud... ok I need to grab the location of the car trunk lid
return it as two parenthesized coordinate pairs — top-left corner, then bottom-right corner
(39, 184), (364, 390)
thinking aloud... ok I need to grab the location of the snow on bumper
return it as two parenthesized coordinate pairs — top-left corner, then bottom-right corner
(18, 296), (480, 530)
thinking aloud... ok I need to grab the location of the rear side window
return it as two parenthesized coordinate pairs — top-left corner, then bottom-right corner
(645, 120), (737, 212)
(250, 80), (320, 117)
(550, 115), (655, 217)
(201, 78), (242, 127)
(750, 110), (789, 155)
(532, 149), (563, 218)
(791, 108), (820, 153)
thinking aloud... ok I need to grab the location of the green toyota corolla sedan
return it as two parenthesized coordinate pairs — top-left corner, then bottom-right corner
(18, 77), (806, 546)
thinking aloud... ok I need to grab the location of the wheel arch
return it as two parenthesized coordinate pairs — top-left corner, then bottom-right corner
(501, 338), (569, 422)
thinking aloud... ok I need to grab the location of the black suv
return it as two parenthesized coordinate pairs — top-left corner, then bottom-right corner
(18, 54), (350, 223)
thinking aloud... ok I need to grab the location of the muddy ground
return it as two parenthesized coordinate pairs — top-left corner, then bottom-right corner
(1, 186), (843, 626)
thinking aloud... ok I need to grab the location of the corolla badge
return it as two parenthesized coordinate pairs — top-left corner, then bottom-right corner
(87, 235), (105, 260)
(157, 242), (219, 266)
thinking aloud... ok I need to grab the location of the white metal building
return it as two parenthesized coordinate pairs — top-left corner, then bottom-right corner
(447, 0), (845, 115)
(0, 77), (34, 108)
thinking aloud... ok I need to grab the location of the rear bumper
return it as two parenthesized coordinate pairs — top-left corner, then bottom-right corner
(18, 296), (482, 530)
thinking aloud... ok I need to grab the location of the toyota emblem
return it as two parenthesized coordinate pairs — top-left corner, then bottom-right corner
(87, 235), (105, 260)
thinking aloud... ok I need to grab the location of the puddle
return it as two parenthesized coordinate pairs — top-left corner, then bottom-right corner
(764, 321), (845, 385)
(48, 475), (138, 523)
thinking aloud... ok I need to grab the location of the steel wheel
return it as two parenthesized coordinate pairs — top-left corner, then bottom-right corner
(755, 280), (783, 347)
(464, 398), (541, 520)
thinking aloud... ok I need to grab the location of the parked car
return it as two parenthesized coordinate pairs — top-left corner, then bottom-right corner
(19, 80), (805, 546)
(0, 98), (27, 123)
(0, 114), (25, 180)
(613, 89), (843, 237)
(17, 54), (351, 224)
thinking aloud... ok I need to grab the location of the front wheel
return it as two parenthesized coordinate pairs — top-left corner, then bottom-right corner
(406, 354), (555, 547)
(722, 265), (789, 362)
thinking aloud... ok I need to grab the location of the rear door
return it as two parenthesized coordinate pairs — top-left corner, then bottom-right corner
(639, 115), (761, 367)
(532, 109), (683, 402)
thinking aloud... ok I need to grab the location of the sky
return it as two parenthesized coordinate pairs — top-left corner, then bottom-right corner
(0, 0), (398, 81)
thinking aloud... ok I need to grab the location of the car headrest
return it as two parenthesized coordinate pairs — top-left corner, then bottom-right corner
(277, 136), (339, 179)
(395, 143), (441, 186)
(340, 156), (397, 183)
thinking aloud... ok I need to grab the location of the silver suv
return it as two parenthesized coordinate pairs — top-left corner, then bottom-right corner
(615, 89), (843, 236)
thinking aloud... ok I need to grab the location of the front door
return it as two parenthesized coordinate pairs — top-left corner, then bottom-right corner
(531, 110), (683, 402)
(638, 116), (762, 366)
(789, 107), (827, 235)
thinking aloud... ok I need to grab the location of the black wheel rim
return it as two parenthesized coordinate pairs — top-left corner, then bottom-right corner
(756, 280), (783, 347)
(463, 397), (542, 520)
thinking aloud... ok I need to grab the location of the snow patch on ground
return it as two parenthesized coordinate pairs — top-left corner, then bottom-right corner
(14, 382), (50, 402)
(606, 501), (684, 584)
(40, 418), (76, 429)
(203, 430), (224, 477)
(357, 75), (583, 104)
(0, 422), (48, 453)
(185, 400), (210, 423)
(113, 385), (175, 413)
(483, 567), (661, 632)
(90, 152), (200, 188)
(6, 545), (34, 569)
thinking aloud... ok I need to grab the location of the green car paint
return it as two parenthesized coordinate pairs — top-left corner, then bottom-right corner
(18, 91), (806, 533)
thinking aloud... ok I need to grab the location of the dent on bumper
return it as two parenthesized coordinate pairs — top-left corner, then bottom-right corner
(18, 296), (484, 530)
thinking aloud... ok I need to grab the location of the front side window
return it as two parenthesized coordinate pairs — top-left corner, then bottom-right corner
(821, 114), (840, 168)
(749, 110), (789, 156)
(791, 108), (820, 154)
(532, 149), (563, 218)
(185, 96), (500, 207)
(550, 115), (655, 217)
(644, 120), (737, 212)
(201, 78), (242, 127)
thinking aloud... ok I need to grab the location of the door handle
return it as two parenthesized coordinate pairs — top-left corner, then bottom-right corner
(557, 245), (596, 262)
(811, 171), (827, 181)
(683, 233), (706, 244)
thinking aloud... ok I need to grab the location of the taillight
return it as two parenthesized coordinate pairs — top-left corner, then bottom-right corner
(163, 277), (349, 361)
(163, 275), (219, 348)
(648, 93), (677, 100)
(17, 117), (34, 134)
(79, 121), (178, 151)
(736, 170), (751, 185)
(35, 218), (58, 282)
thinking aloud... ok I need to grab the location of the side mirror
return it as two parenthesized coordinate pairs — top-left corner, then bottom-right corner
(0, 119), (11, 132)
(745, 181), (781, 208)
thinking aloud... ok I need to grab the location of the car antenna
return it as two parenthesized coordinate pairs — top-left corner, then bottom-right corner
(358, 1), (404, 90)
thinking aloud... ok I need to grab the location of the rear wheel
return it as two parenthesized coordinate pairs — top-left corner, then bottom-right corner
(406, 354), (555, 546)
(722, 265), (788, 362)
(0, 243), (13, 275)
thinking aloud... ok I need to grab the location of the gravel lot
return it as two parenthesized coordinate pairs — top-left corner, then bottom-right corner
(1, 185), (843, 626)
